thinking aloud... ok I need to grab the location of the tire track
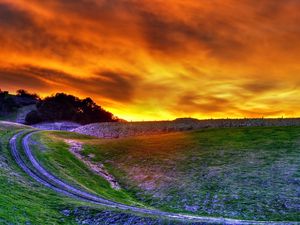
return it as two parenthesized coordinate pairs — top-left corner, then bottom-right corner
(10, 131), (299, 225)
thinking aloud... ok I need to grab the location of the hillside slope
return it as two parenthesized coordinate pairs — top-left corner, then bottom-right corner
(0, 122), (198, 224)
(1, 122), (299, 224)
(60, 127), (300, 221)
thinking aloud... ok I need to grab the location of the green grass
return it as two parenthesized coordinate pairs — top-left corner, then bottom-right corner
(0, 123), (79, 224)
(0, 123), (160, 224)
(30, 131), (142, 206)
(47, 127), (300, 221)
(0, 122), (206, 225)
(0, 123), (148, 224)
(3, 123), (299, 222)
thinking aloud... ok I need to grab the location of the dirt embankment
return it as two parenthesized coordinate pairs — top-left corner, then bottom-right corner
(65, 139), (121, 190)
(72, 118), (300, 139)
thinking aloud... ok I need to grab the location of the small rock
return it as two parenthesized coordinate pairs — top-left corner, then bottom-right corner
(61, 209), (71, 216)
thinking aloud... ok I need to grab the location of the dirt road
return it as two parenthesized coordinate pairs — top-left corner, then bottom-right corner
(9, 131), (299, 225)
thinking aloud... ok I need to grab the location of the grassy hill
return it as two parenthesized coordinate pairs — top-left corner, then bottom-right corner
(1, 122), (299, 223)
(36, 127), (300, 222)
(0, 123), (76, 224)
(0, 122), (187, 224)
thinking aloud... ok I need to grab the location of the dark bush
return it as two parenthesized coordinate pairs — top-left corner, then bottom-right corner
(25, 110), (42, 124)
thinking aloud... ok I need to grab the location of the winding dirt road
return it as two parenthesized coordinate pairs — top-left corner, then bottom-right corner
(9, 131), (299, 225)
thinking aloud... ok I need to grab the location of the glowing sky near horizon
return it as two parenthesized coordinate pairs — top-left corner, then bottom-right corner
(0, 0), (300, 121)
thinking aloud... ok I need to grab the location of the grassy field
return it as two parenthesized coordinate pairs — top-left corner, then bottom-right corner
(45, 126), (300, 221)
(30, 131), (141, 206)
(0, 123), (177, 224)
(0, 123), (78, 224)
(2, 123), (299, 223)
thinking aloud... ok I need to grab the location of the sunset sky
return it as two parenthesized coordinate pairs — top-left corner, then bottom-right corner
(0, 0), (300, 121)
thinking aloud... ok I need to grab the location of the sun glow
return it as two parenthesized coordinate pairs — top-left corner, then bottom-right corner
(1, 0), (300, 120)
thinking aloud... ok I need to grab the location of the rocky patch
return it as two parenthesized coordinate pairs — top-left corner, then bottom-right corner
(72, 118), (300, 139)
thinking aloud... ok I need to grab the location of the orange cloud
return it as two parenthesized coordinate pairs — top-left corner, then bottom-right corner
(0, 0), (300, 120)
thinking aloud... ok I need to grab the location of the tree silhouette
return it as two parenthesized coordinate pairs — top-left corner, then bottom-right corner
(16, 89), (40, 100)
(26, 93), (118, 125)
(0, 91), (18, 115)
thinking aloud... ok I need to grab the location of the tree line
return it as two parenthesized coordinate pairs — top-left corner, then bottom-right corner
(25, 93), (119, 125)
(0, 89), (39, 116)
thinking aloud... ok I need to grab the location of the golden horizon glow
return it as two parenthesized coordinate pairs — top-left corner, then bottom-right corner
(1, 0), (300, 121)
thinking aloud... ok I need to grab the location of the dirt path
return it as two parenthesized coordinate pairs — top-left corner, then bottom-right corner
(9, 131), (300, 225)
(65, 139), (121, 190)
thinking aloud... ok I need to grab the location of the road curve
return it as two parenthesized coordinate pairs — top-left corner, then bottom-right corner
(10, 130), (299, 225)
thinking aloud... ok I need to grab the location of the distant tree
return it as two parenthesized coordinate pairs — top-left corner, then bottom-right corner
(76, 97), (115, 124)
(0, 96), (18, 115)
(0, 90), (9, 98)
(16, 89), (40, 100)
(26, 93), (118, 125)
(0, 90), (4, 100)
(36, 93), (78, 122)
(0, 90), (16, 116)
(0, 89), (40, 118)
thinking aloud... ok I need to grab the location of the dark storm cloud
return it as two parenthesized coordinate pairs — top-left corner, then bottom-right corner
(0, 1), (246, 60)
(93, 71), (140, 102)
(0, 2), (102, 62)
(175, 92), (232, 114)
(0, 66), (139, 103)
(0, 3), (47, 49)
(135, 0), (300, 60)
(0, 67), (48, 90)
(2, 0), (300, 62)
(252, 0), (300, 18)
(46, 0), (125, 21)
(241, 82), (279, 94)
(0, 3), (31, 27)
(135, 9), (245, 59)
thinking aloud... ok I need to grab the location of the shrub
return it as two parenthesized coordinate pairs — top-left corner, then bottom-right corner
(25, 110), (42, 124)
